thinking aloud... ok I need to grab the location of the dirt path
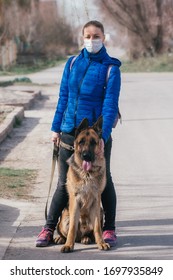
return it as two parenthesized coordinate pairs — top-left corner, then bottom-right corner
(0, 85), (60, 259)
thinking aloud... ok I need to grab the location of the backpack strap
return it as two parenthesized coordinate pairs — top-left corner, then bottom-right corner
(106, 65), (122, 127)
(106, 65), (113, 83)
(70, 56), (77, 71)
(112, 109), (122, 128)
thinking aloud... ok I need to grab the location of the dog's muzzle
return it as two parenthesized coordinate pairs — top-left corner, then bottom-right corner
(81, 151), (93, 172)
(81, 151), (92, 162)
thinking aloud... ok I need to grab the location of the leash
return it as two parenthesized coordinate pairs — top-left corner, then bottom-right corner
(45, 143), (59, 220)
(59, 140), (74, 151)
(44, 140), (74, 220)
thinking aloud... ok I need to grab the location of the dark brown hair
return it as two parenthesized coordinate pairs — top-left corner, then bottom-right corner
(82, 20), (104, 35)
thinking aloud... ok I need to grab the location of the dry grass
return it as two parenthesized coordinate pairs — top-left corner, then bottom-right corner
(0, 167), (37, 200)
(121, 54), (173, 72)
(0, 106), (14, 124)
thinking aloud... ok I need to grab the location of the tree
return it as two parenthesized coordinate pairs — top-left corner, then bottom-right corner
(0, 0), (37, 44)
(32, 13), (76, 59)
(100, 0), (173, 58)
(0, 0), (77, 61)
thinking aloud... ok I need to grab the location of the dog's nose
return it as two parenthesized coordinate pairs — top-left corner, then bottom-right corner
(82, 151), (92, 162)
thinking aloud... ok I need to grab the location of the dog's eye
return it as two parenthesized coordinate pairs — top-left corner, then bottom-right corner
(90, 138), (97, 146)
(79, 139), (85, 145)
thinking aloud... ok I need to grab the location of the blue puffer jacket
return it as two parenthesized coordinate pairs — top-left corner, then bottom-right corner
(51, 45), (121, 143)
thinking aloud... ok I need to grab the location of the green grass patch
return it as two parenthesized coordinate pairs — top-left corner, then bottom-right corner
(0, 77), (32, 87)
(0, 167), (37, 200)
(121, 54), (173, 72)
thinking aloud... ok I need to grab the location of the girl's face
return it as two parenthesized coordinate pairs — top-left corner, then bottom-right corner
(83, 25), (105, 53)
(83, 25), (105, 42)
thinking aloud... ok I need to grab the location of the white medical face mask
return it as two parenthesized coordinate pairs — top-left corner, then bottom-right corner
(84, 39), (103, 53)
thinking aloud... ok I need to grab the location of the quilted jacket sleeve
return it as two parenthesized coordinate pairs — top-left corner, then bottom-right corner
(51, 57), (73, 132)
(102, 65), (121, 142)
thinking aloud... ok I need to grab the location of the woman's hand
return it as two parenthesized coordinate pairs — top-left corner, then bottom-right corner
(51, 132), (60, 146)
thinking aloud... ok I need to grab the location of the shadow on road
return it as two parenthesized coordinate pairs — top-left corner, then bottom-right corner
(0, 203), (20, 235)
(2, 218), (173, 260)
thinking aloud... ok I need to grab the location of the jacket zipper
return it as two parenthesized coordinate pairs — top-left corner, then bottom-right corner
(74, 59), (91, 126)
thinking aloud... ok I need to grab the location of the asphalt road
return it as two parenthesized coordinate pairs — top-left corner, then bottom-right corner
(0, 65), (173, 261)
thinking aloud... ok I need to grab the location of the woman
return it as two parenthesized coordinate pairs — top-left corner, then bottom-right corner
(36, 20), (121, 248)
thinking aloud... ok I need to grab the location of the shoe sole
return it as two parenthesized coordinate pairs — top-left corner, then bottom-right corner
(35, 241), (52, 247)
(104, 239), (117, 247)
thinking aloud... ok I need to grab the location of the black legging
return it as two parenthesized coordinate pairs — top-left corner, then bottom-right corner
(45, 133), (116, 231)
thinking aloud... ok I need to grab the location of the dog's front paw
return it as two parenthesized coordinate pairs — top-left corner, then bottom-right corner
(61, 244), (74, 253)
(81, 236), (92, 244)
(54, 235), (66, 244)
(98, 242), (110, 251)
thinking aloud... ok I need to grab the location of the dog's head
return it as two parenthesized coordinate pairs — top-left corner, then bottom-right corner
(74, 116), (104, 172)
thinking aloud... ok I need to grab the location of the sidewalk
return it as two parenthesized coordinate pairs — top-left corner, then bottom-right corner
(0, 65), (173, 260)
(0, 86), (42, 144)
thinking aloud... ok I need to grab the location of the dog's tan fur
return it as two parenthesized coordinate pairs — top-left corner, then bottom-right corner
(54, 117), (110, 252)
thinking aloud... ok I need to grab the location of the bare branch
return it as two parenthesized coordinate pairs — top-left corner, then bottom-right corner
(100, 0), (173, 57)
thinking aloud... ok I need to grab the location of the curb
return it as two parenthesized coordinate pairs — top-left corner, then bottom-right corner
(15, 90), (42, 110)
(0, 106), (24, 144)
(0, 90), (42, 144)
(2, 90), (42, 110)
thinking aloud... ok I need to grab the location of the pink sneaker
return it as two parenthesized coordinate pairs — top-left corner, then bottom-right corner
(36, 228), (54, 247)
(103, 230), (117, 247)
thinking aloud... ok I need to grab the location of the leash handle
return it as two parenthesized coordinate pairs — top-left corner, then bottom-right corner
(45, 143), (59, 220)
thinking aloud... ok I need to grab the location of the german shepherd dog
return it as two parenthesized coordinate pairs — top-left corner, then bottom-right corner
(54, 116), (110, 252)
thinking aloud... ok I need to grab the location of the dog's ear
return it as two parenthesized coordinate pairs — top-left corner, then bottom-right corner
(75, 118), (89, 138)
(92, 116), (103, 138)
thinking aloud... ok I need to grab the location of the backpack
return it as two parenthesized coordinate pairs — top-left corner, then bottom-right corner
(70, 56), (122, 128)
